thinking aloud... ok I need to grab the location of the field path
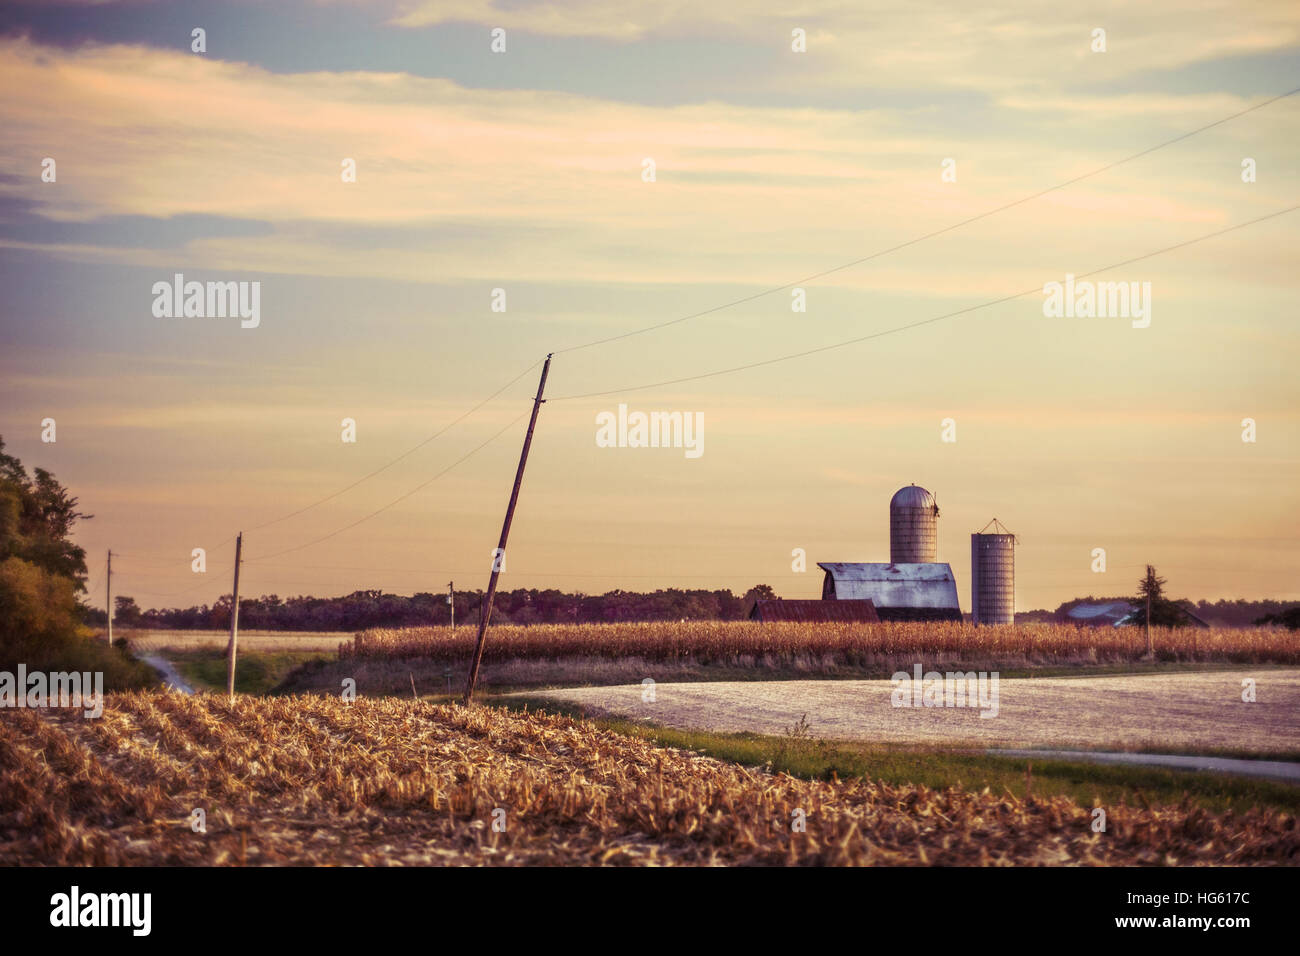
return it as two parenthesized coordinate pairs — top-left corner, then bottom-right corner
(525, 669), (1300, 756)
(140, 653), (195, 694)
(988, 749), (1300, 783)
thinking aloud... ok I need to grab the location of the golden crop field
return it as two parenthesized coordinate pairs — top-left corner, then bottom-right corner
(344, 620), (1300, 666)
(124, 629), (351, 653)
(0, 693), (1295, 866)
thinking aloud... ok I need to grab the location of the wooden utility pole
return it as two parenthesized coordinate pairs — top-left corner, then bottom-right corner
(106, 549), (113, 644)
(225, 532), (243, 700)
(463, 355), (551, 705)
(448, 580), (455, 630)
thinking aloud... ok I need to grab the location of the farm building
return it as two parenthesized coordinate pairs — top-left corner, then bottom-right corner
(1062, 601), (1211, 628)
(749, 598), (880, 623)
(1062, 601), (1134, 627)
(812, 483), (963, 622)
(818, 562), (962, 622)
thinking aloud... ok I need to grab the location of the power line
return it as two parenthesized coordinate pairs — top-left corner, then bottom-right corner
(551, 203), (1300, 400)
(104, 537), (237, 560)
(243, 359), (542, 533)
(554, 85), (1300, 355)
(91, 362), (541, 586)
(246, 409), (532, 562)
(108, 552), (200, 566)
(105, 567), (231, 600)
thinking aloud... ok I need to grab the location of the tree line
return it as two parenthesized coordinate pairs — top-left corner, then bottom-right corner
(94, 584), (782, 632)
(97, 577), (1300, 632)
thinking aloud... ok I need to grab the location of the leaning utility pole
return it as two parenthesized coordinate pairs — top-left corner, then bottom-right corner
(106, 549), (113, 644)
(225, 532), (243, 700)
(448, 580), (455, 630)
(463, 355), (552, 705)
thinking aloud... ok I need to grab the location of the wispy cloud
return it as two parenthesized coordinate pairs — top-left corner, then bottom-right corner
(2, 8), (1298, 609)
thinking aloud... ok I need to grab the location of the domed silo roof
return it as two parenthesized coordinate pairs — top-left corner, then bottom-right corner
(890, 484), (936, 510)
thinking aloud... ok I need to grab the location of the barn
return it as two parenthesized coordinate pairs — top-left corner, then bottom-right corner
(817, 562), (962, 622)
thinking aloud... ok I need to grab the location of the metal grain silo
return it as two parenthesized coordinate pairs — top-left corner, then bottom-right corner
(971, 519), (1015, 625)
(889, 484), (938, 564)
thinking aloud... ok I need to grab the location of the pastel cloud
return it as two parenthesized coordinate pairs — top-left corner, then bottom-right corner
(1, 12), (1297, 610)
(2, 33), (1293, 296)
(390, 0), (1300, 88)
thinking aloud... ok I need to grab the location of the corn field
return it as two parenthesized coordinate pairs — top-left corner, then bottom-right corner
(1, 693), (1295, 866)
(342, 621), (1299, 667)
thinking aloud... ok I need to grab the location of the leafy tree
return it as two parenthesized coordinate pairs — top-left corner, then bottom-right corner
(1256, 607), (1300, 630)
(114, 595), (143, 627)
(0, 436), (154, 687)
(0, 437), (90, 589)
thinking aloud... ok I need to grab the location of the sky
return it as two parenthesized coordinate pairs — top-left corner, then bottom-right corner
(1, 0), (1297, 613)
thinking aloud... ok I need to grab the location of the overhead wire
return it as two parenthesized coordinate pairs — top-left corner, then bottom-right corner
(554, 85), (1300, 355)
(550, 204), (1300, 400)
(243, 358), (542, 533)
(246, 409), (533, 562)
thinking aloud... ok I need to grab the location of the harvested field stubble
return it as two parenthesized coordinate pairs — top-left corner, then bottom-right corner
(0, 693), (1296, 866)
(344, 621), (1299, 667)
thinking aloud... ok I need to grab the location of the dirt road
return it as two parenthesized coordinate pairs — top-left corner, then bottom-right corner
(140, 653), (195, 694)
(525, 669), (1300, 756)
(988, 749), (1300, 783)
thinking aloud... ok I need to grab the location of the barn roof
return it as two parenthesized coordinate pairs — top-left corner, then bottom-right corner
(818, 562), (960, 610)
(749, 598), (880, 623)
(1065, 601), (1132, 624)
(1065, 600), (1211, 628)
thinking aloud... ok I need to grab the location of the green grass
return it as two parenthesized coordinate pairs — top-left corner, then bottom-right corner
(169, 648), (332, 695)
(498, 695), (1300, 815)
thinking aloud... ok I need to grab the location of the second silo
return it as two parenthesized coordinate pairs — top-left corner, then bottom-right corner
(889, 484), (939, 563)
(971, 519), (1015, 625)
